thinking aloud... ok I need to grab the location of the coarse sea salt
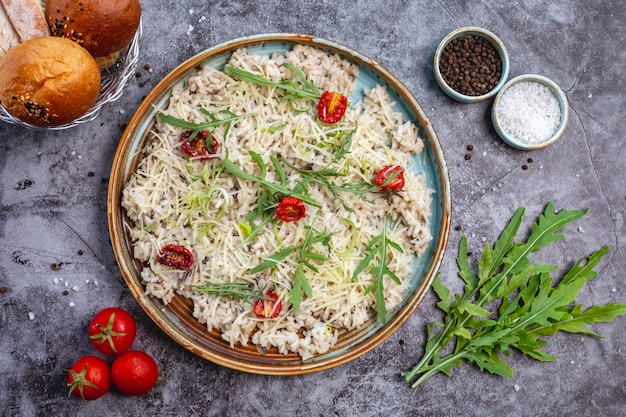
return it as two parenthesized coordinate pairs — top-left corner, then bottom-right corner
(496, 81), (561, 145)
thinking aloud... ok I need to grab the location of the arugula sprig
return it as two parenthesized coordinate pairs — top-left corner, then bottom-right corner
(158, 108), (251, 140)
(222, 151), (320, 208)
(192, 282), (272, 303)
(223, 63), (321, 102)
(352, 215), (404, 324)
(403, 202), (626, 388)
(250, 213), (333, 313)
(280, 126), (379, 210)
(283, 157), (396, 210)
(222, 150), (320, 249)
(279, 124), (405, 210)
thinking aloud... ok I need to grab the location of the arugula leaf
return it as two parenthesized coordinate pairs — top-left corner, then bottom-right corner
(403, 202), (626, 388)
(223, 65), (321, 101)
(192, 282), (271, 303)
(353, 215), (404, 324)
(221, 151), (321, 208)
(249, 213), (332, 313)
(158, 109), (250, 139)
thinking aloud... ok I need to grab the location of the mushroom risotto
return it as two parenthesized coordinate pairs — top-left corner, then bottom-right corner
(121, 44), (433, 360)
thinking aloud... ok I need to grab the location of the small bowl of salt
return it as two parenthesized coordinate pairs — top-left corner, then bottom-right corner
(491, 74), (569, 150)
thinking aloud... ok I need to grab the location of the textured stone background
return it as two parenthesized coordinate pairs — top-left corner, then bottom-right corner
(1, 0), (625, 416)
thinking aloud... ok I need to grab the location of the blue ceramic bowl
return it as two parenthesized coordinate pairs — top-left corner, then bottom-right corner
(434, 27), (510, 103)
(491, 74), (569, 150)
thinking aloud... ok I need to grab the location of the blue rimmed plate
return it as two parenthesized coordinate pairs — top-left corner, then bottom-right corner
(108, 33), (451, 375)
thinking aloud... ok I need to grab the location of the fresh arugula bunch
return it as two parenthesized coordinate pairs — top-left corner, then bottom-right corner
(404, 202), (626, 388)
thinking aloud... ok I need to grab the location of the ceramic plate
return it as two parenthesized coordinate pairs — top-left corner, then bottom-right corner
(108, 33), (451, 375)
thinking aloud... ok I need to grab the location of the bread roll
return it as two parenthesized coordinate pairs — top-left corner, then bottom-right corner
(0, 0), (49, 42)
(0, 36), (101, 127)
(0, 3), (20, 58)
(46, 0), (141, 57)
(94, 50), (121, 70)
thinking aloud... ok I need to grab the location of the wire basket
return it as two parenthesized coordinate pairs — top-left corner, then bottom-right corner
(0, 21), (142, 130)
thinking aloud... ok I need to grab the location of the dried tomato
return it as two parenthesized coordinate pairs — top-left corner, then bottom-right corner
(276, 196), (306, 222)
(158, 244), (194, 270)
(180, 130), (219, 160)
(375, 165), (405, 191)
(318, 91), (348, 124)
(253, 292), (282, 318)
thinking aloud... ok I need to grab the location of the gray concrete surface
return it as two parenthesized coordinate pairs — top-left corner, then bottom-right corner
(1, 1), (625, 416)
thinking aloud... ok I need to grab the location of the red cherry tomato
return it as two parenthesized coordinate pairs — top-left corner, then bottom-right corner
(276, 196), (306, 222)
(88, 307), (137, 355)
(318, 91), (348, 124)
(180, 130), (219, 160)
(253, 292), (282, 318)
(111, 351), (159, 396)
(66, 356), (111, 400)
(158, 244), (194, 270)
(375, 165), (405, 191)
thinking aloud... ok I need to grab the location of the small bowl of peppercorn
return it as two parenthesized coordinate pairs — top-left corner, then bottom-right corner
(434, 27), (509, 103)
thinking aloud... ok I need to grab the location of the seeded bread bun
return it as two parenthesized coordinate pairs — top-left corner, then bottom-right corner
(0, 36), (101, 127)
(46, 0), (141, 57)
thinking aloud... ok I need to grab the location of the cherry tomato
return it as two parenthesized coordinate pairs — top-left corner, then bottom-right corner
(111, 351), (159, 396)
(253, 292), (282, 318)
(180, 130), (219, 160)
(276, 196), (306, 222)
(88, 307), (137, 355)
(158, 244), (194, 270)
(318, 91), (348, 124)
(375, 165), (405, 191)
(66, 356), (111, 400)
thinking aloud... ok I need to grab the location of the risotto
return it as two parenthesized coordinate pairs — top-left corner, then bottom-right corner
(121, 44), (433, 360)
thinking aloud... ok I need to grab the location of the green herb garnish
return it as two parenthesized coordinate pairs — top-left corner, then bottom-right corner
(222, 150), (319, 249)
(403, 202), (626, 388)
(158, 108), (251, 139)
(250, 213), (333, 313)
(258, 124), (285, 133)
(142, 223), (156, 232)
(223, 64), (321, 102)
(221, 151), (320, 208)
(352, 215), (404, 324)
(192, 282), (271, 303)
(279, 126), (377, 211)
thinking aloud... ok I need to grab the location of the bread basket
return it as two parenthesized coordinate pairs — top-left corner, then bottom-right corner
(0, 21), (141, 131)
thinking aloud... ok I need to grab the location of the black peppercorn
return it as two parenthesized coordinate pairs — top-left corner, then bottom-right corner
(439, 35), (502, 97)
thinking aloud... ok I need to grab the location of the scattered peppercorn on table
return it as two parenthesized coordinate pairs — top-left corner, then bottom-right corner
(1, 1), (625, 416)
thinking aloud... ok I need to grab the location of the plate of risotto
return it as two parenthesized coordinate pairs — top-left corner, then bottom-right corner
(108, 33), (451, 375)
